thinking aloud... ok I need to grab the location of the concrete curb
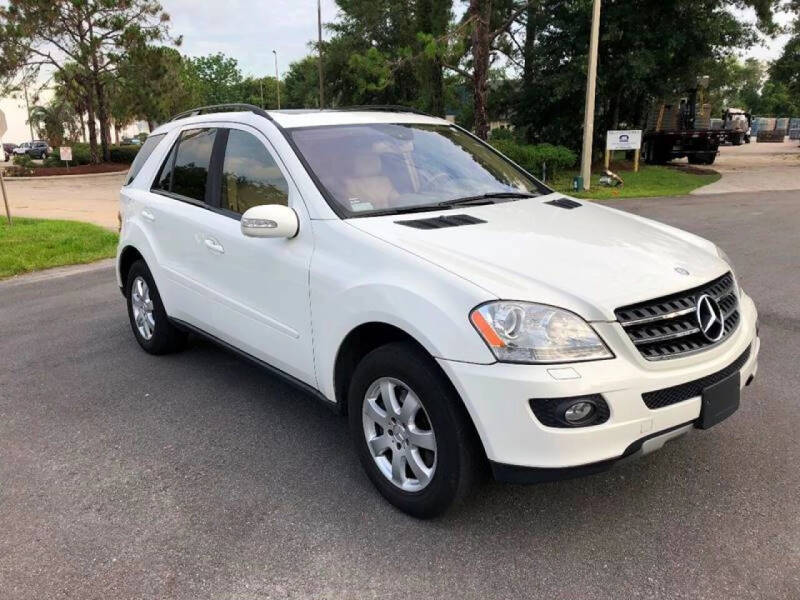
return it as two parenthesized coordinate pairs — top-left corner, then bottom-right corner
(1, 170), (127, 181)
(0, 258), (114, 287)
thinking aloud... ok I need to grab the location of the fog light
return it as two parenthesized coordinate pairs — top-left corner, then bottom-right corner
(564, 401), (596, 424)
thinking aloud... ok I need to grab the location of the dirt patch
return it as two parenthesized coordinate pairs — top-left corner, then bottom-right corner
(5, 163), (129, 177)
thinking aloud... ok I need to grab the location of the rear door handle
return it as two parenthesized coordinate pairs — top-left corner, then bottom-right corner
(141, 209), (155, 222)
(203, 237), (225, 254)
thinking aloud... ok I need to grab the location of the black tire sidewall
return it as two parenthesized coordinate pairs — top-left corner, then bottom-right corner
(347, 342), (475, 518)
(125, 260), (181, 354)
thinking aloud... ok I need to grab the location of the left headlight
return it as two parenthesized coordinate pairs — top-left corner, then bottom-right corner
(470, 301), (613, 364)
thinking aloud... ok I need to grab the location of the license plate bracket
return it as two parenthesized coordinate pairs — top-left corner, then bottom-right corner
(698, 371), (740, 429)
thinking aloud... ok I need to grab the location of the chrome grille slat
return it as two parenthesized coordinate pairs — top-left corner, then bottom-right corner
(615, 272), (739, 360)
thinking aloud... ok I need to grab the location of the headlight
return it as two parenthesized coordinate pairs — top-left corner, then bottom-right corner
(470, 301), (613, 364)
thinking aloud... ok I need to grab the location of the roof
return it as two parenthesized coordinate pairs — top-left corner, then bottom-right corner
(154, 104), (451, 134)
(268, 108), (449, 129)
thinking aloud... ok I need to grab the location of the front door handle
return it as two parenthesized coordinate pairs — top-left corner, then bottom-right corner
(203, 237), (225, 254)
(141, 208), (155, 222)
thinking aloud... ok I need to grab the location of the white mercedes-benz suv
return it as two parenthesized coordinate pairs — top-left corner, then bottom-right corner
(116, 105), (759, 517)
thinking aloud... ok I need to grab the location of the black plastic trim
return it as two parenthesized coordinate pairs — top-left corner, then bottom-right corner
(396, 214), (487, 229)
(490, 420), (694, 484)
(170, 318), (339, 412)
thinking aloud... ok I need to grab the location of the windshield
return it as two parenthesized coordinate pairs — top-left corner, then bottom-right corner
(288, 123), (549, 216)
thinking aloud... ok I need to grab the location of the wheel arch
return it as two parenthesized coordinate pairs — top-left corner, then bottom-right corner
(118, 245), (145, 291)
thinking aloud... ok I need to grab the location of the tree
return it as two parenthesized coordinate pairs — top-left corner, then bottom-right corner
(185, 53), (243, 106)
(29, 99), (76, 146)
(0, 0), (175, 163)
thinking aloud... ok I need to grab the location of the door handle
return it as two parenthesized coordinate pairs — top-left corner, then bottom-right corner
(203, 237), (225, 254)
(141, 209), (155, 222)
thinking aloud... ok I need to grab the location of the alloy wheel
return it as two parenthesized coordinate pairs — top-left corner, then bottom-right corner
(130, 276), (156, 340)
(362, 377), (437, 492)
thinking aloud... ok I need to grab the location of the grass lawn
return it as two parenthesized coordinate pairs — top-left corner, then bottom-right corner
(0, 217), (118, 279)
(550, 164), (721, 200)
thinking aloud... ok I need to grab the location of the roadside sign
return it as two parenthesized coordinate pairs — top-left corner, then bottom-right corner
(606, 130), (642, 150)
(0, 109), (7, 138)
(59, 146), (73, 162)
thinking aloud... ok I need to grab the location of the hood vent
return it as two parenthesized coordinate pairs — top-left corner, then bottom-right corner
(545, 198), (582, 210)
(395, 214), (487, 230)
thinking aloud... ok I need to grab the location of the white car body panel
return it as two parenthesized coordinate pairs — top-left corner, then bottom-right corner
(116, 108), (760, 474)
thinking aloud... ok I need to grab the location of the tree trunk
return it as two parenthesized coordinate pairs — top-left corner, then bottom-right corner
(147, 118), (155, 132)
(83, 83), (99, 164)
(79, 112), (86, 143)
(89, 48), (111, 162)
(470, 0), (492, 140)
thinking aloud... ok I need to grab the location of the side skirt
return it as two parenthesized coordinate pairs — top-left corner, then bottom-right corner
(170, 318), (341, 414)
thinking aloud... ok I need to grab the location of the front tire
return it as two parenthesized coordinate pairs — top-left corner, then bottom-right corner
(348, 342), (480, 518)
(125, 260), (186, 355)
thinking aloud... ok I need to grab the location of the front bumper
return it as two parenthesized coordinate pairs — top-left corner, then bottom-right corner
(438, 292), (759, 475)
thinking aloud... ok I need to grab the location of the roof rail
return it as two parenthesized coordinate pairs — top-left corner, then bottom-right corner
(334, 105), (432, 117)
(168, 103), (273, 123)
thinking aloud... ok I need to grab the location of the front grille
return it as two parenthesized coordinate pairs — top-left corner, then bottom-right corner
(642, 345), (751, 409)
(615, 272), (739, 360)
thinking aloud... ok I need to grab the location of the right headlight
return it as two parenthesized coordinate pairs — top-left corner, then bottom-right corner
(470, 301), (613, 364)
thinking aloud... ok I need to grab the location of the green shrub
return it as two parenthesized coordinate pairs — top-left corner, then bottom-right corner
(110, 145), (140, 164)
(12, 154), (34, 168)
(489, 127), (514, 141)
(490, 139), (577, 179)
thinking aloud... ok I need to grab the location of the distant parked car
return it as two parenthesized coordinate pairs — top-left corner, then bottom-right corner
(121, 137), (142, 146)
(13, 140), (51, 159)
(2, 142), (17, 158)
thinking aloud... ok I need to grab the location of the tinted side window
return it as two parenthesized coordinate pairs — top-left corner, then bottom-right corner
(171, 128), (217, 202)
(220, 129), (289, 214)
(126, 134), (165, 185)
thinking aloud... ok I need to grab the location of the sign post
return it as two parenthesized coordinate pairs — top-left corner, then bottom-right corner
(59, 146), (73, 170)
(605, 130), (643, 172)
(0, 109), (11, 225)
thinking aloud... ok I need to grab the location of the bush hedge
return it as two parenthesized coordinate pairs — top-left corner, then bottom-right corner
(490, 139), (577, 178)
(41, 142), (140, 167)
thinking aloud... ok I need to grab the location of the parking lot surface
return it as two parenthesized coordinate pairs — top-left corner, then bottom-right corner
(1, 191), (798, 599)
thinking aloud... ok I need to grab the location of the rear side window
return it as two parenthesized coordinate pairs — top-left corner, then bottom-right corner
(125, 134), (165, 185)
(172, 129), (217, 202)
(220, 129), (289, 214)
(152, 128), (217, 202)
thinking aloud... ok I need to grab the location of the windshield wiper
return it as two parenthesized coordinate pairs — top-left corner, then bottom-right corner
(437, 191), (535, 207)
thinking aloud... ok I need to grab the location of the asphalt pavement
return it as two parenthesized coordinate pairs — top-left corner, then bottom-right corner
(1, 190), (799, 599)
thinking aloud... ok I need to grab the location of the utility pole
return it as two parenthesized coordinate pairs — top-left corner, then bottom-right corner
(579, 0), (601, 191)
(272, 50), (281, 110)
(317, 0), (325, 109)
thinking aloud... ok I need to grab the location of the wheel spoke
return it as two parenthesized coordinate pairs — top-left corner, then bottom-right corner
(399, 390), (421, 424)
(363, 398), (388, 427)
(368, 434), (392, 456)
(407, 428), (435, 451)
(381, 380), (401, 417)
(391, 450), (406, 485)
(407, 449), (432, 486)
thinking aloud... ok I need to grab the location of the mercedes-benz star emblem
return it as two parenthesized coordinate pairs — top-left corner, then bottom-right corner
(696, 294), (725, 342)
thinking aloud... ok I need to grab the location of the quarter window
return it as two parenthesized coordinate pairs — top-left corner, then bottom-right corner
(220, 129), (289, 214)
(125, 134), (165, 186)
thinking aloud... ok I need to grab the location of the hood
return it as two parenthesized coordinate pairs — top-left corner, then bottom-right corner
(347, 194), (729, 321)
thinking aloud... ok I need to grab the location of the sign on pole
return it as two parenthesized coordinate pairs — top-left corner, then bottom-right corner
(0, 109), (7, 138)
(59, 146), (73, 169)
(605, 130), (643, 172)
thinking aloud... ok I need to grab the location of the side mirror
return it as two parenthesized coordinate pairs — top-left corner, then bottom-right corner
(240, 204), (299, 239)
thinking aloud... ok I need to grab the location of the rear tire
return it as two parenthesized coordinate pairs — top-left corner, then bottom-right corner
(348, 342), (480, 518)
(125, 260), (187, 355)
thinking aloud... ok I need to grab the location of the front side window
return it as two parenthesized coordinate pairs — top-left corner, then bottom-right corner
(220, 129), (289, 214)
(288, 123), (548, 216)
